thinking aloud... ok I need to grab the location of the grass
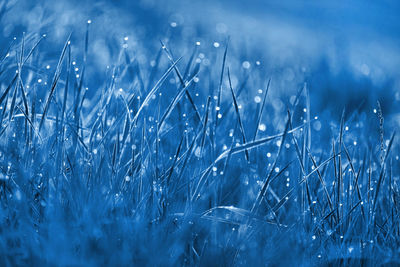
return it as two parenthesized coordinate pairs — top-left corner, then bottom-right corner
(0, 17), (399, 267)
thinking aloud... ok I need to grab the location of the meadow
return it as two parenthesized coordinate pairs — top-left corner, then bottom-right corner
(0, 0), (399, 266)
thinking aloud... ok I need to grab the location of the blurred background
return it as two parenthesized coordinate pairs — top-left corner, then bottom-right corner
(1, 0), (399, 119)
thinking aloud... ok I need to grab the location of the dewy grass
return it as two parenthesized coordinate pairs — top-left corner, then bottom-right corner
(0, 15), (399, 267)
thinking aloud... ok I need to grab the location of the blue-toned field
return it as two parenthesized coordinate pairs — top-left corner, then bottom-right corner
(0, 0), (399, 266)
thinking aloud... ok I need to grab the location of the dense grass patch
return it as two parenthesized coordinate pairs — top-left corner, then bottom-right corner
(0, 17), (399, 266)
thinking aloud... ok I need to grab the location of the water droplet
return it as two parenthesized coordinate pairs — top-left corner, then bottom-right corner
(254, 96), (261, 103)
(194, 147), (202, 158)
(213, 42), (220, 48)
(313, 121), (322, 131)
(242, 61), (250, 69)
